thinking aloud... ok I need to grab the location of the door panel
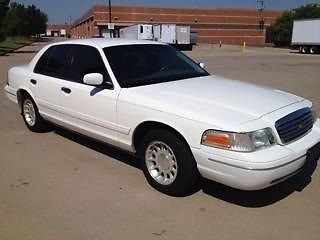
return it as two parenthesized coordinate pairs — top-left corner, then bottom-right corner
(31, 45), (72, 121)
(58, 44), (120, 145)
(31, 73), (66, 121)
(58, 81), (120, 145)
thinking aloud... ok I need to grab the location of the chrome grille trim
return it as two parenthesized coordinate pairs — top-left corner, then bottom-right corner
(275, 108), (313, 144)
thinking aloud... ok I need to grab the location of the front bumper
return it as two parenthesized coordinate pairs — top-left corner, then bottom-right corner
(193, 120), (320, 190)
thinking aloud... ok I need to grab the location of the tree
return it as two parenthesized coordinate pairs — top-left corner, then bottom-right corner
(24, 5), (48, 36)
(294, 3), (320, 19)
(0, 0), (10, 41)
(270, 10), (295, 46)
(4, 2), (48, 37)
(4, 3), (26, 37)
(271, 4), (320, 46)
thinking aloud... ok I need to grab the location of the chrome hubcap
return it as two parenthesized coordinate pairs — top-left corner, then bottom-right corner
(145, 141), (178, 185)
(23, 99), (36, 127)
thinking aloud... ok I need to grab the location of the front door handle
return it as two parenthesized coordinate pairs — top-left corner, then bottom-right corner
(30, 79), (37, 85)
(61, 87), (71, 94)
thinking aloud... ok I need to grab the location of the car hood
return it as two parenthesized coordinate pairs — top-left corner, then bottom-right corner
(119, 75), (304, 129)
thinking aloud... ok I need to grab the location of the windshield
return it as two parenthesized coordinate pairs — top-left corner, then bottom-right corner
(103, 44), (209, 88)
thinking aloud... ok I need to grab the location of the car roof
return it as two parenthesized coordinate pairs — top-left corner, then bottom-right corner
(50, 38), (166, 49)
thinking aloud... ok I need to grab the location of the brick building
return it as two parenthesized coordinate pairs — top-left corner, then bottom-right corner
(46, 24), (71, 37)
(71, 5), (282, 45)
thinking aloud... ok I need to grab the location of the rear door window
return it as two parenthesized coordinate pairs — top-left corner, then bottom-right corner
(34, 45), (71, 78)
(45, 45), (71, 78)
(34, 46), (55, 75)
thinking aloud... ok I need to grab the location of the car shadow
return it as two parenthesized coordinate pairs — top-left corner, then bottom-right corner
(52, 126), (320, 207)
(202, 159), (318, 207)
(34, 38), (52, 43)
(54, 127), (139, 169)
(0, 49), (39, 56)
(13, 50), (39, 54)
(289, 51), (320, 55)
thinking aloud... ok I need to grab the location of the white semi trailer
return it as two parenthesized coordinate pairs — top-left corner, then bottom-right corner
(153, 24), (191, 45)
(120, 24), (192, 49)
(119, 24), (153, 40)
(292, 19), (320, 54)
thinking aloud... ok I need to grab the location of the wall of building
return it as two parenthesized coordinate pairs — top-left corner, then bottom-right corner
(47, 24), (71, 37)
(71, 5), (282, 45)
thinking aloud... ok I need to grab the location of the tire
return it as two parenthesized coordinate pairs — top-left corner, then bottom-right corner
(21, 95), (46, 132)
(299, 46), (303, 53)
(138, 129), (199, 196)
(302, 46), (309, 54)
(310, 46), (317, 54)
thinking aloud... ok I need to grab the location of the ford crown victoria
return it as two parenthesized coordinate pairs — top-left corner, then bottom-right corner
(5, 39), (320, 195)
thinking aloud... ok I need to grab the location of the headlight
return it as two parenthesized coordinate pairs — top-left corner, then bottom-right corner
(201, 128), (275, 152)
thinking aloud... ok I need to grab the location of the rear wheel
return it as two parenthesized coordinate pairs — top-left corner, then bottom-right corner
(301, 46), (310, 54)
(310, 46), (317, 54)
(21, 95), (46, 132)
(139, 129), (199, 196)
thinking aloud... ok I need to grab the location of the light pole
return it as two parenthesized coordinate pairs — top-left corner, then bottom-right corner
(257, 0), (265, 31)
(108, 0), (112, 38)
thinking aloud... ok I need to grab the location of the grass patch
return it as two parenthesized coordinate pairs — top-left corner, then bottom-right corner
(0, 36), (34, 54)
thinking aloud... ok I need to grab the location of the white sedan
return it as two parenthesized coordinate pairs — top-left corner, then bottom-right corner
(5, 39), (320, 196)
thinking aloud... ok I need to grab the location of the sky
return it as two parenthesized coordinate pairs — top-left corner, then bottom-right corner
(12, 0), (320, 24)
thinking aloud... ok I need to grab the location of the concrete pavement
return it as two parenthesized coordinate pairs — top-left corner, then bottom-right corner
(0, 41), (320, 240)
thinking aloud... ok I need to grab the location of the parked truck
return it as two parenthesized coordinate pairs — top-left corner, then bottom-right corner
(292, 19), (320, 54)
(120, 24), (192, 50)
(153, 24), (191, 47)
(119, 24), (153, 40)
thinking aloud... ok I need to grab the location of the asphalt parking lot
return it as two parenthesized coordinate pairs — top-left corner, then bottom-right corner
(0, 41), (319, 240)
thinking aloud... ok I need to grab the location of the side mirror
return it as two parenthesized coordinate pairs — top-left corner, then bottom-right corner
(199, 62), (206, 69)
(83, 73), (104, 86)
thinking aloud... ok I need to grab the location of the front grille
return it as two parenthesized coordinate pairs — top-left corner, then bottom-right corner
(275, 108), (313, 144)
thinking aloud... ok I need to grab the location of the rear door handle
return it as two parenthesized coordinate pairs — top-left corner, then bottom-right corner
(61, 87), (71, 94)
(30, 79), (37, 85)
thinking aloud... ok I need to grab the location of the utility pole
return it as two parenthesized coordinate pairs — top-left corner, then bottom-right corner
(108, 0), (112, 38)
(257, 0), (265, 31)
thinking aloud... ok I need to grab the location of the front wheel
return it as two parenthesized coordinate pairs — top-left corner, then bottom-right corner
(21, 96), (47, 132)
(139, 129), (199, 196)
